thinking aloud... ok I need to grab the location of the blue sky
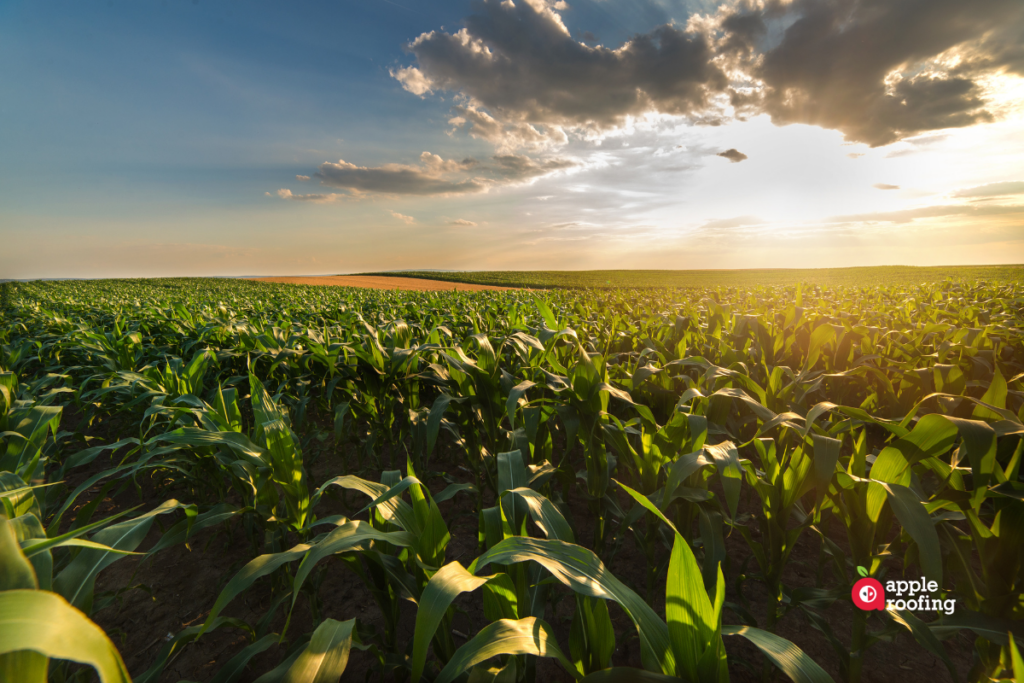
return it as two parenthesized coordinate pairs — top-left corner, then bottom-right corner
(2, 2), (462, 205)
(2, 0), (1023, 278)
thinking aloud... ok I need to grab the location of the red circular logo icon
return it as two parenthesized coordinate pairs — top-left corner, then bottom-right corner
(852, 577), (886, 610)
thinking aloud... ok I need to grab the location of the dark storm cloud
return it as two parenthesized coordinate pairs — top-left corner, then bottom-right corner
(717, 148), (748, 162)
(394, 0), (726, 129)
(393, 0), (1024, 149)
(720, 0), (1024, 146)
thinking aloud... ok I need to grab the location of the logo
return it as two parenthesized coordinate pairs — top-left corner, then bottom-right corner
(851, 567), (956, 614)
(852, 576), (886, 610)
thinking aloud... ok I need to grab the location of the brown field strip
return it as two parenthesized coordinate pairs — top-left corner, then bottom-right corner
(248, 275), (515, 291)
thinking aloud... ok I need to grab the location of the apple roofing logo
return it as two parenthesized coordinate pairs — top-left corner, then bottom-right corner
(851, 566), (885, 611)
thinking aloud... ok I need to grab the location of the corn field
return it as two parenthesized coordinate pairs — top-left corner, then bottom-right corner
(1, 276), (1023, 683)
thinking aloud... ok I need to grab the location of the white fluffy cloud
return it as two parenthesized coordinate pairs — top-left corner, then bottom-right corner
(449, 104), (569, 152)
(390, 65), (434, 96)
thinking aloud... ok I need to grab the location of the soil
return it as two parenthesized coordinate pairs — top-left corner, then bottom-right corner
(57, 407), (976, 683)
(246, 276), (516, 292)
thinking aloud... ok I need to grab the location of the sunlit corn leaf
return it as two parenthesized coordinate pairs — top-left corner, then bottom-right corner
(411, 561), (500, 682)
(282, 618), (356, 683)
(434, 617), (577, 683)
(0, 590), (130, 683)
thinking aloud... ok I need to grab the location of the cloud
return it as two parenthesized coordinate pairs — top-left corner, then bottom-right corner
(449, 218), (477, 226)
(270, 188), (343, 204)
(449, 104), (568, 152)
(418, 151), (478, 173)
(884, 133), (954, 157)
(828, 203), (1024, 224)
(952, 181), (1024, 197)
(388, 210), (416, 224)
(315, 157), (487, 196)
(718, 0), (1024, 146)
(296, 175), (311, 181)
(390, 65), (433, 96)
(716, 148), (748, 163)
(394, 0), (1024, 150)
(883, 148), (917, 159)
(396, 0), (726, 135)
(290, 150), (575, 198)
(874, 183), (900, 190)
(490, 154), (577, 179)
(700, 215), (767, 230)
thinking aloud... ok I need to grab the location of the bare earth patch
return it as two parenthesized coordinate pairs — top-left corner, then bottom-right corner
(249, 275), (515, 291)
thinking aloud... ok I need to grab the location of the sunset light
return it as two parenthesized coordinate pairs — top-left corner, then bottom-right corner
(2, 0), (1022, 277)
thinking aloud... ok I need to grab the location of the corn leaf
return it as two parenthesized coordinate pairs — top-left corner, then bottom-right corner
(282, 618), (356, 683)
(469, 536), (675, 675)
(411, 561), (495, 683)
(53, 499), (186, 612)
(722, 624), (835, 683)
(208, 634), (279, 683)
(434, 617), (577, 683)
(0, 589), (130, 683)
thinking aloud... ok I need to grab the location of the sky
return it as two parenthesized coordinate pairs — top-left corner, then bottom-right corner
(2, 0), (1023, 278)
